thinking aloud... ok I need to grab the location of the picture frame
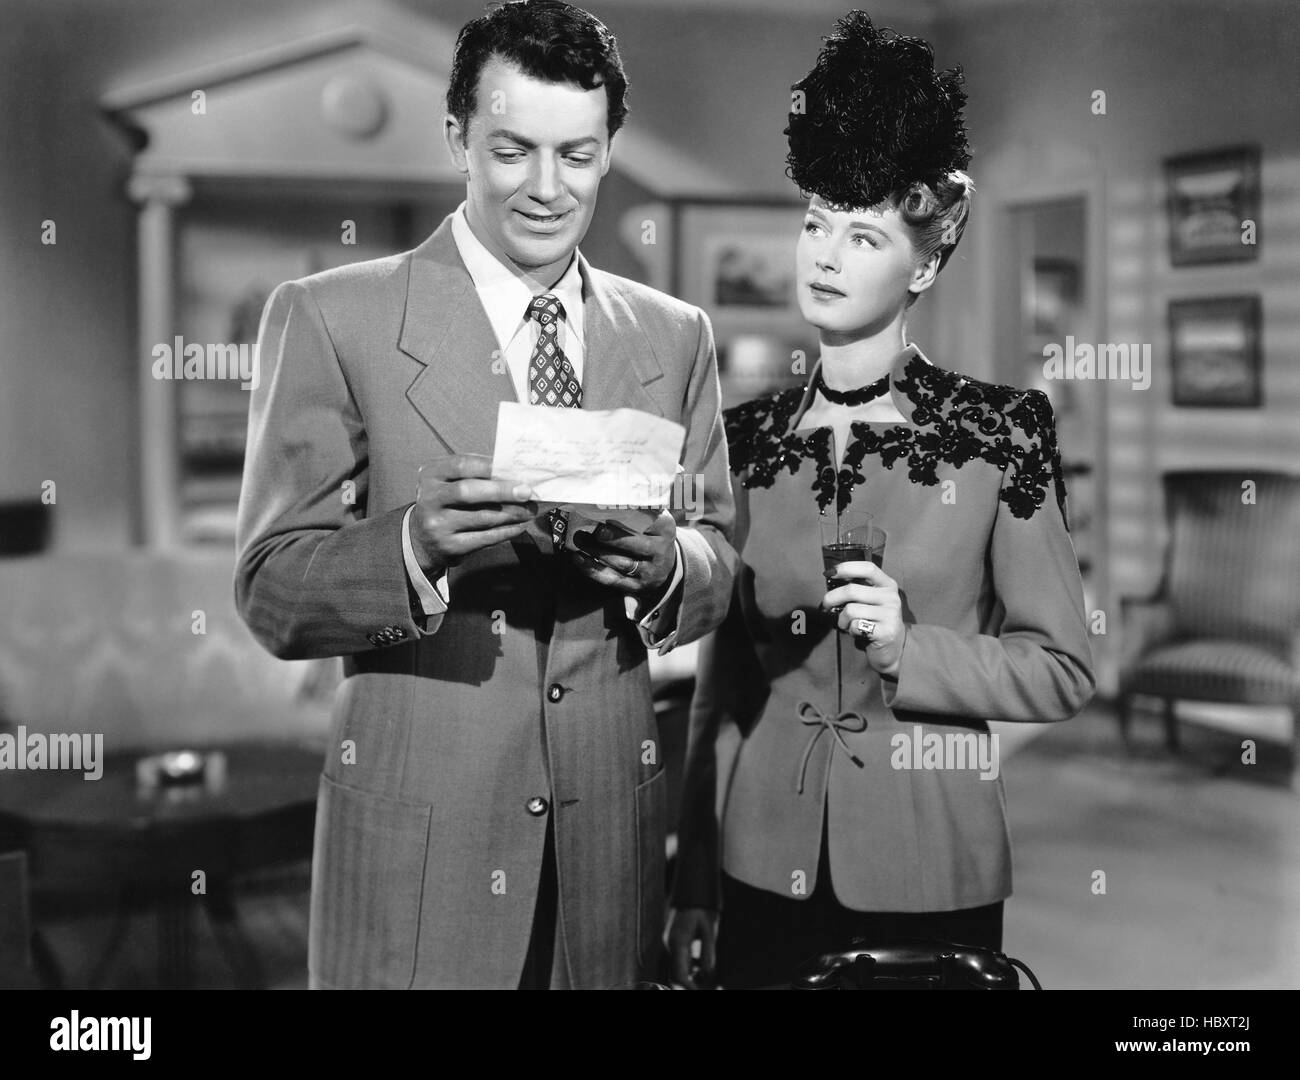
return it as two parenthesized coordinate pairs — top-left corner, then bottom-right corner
(670, 198), (813, 403)
(1168, 295), (1262, 408)
(671, 198), (810, 340)
(175, 206), (412, 544)
(1164, 145), (1260, 266)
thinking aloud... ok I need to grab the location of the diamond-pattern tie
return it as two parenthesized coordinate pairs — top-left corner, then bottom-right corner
(525, 293), (582, 548)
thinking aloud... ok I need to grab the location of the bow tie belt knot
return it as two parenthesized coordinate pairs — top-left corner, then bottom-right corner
(795, 700), (867, 794)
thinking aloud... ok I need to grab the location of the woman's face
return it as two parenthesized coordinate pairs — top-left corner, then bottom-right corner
(795, 195), (930, 341)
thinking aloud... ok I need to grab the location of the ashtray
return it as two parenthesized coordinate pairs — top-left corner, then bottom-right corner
(135, 749), (227, 795)
(158, 750), (206, 784)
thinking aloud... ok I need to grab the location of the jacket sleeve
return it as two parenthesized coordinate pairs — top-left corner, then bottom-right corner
(881, 393), (1096, 722)
(234, 280), (424, 660)
(654, 308), (739, 652)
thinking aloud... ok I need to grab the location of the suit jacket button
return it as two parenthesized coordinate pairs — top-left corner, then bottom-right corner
(547, 684), (564, 703)
(526, 796), (549, 817)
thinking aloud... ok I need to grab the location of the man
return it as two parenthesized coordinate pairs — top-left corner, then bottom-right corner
(234, 0), (735, 989)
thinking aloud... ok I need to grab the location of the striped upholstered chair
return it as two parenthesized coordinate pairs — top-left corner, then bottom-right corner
(1118, 471), (1300, 777)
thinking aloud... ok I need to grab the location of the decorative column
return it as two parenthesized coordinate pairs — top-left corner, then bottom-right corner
(127, 172), (192, 547)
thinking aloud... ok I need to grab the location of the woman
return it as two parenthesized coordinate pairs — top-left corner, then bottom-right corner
(668, 11), (1095, 989)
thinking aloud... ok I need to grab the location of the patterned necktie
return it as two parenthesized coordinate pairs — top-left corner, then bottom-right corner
(525, 293), (582, 547)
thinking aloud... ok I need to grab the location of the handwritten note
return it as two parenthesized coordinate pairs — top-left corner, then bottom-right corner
(492, 402), (686, 510)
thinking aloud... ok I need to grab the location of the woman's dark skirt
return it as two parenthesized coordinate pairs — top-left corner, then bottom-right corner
(715, 822), (1004, 989)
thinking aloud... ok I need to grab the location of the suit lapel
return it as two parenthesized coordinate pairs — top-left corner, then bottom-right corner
(401, 217), (518, 456)
(579, 256), (665, 417)
(401, 227), (667, 456)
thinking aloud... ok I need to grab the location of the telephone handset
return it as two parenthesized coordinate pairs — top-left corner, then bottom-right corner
(791, 940), (1042, 990)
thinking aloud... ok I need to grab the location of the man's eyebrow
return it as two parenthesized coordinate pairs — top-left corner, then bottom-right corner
(486, 128), (534, 146)
(485, 130), (601, 152)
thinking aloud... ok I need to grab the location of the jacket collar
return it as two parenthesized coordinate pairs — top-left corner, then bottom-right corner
(400, 215), (664, 455)
(789, 342), (932, 430)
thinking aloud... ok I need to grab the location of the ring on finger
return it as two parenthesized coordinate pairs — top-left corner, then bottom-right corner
(851, 618), (876, 640)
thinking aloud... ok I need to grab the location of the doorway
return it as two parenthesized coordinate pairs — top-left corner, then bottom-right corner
(993, 196), (1105, 619)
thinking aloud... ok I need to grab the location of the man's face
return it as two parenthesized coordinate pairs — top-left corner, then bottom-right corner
(445, 57), (613, 284)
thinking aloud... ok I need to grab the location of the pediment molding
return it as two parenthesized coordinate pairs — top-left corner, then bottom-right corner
(102, 8), (733, 194)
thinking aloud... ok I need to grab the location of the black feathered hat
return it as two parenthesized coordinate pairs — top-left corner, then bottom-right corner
(785, 10), (970, 210)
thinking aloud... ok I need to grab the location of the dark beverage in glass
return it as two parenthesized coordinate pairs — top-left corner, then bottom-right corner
(821, 540), (883, 582)
(822, 542), (869, 582)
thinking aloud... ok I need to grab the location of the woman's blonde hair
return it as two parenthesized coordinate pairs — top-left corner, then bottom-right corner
(893, 169), (974, 304)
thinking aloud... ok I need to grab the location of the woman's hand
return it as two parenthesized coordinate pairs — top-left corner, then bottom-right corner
(822, 561), (907, 677)
(668, 907), (718, 989)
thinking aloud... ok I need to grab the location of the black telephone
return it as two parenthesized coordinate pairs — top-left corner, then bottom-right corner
(791, 940), (1042, 990)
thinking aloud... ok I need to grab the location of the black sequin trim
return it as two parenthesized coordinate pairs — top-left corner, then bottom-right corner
(724, 354), (1069, 524)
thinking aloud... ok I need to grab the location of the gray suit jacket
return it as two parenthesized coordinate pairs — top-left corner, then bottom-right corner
(235, 216), (736, 988)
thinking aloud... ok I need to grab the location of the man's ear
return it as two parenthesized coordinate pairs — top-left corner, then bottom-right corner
(909, 250), (942, 299)
(444, 115), (470, 175)
(599, 133), (615, 177)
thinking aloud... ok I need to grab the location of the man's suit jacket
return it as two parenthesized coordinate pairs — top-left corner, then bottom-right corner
(235, 216), (736, 989)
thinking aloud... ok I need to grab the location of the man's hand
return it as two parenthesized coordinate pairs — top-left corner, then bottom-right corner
(410, 454), (538, 577)
(568, 510), (677, 597)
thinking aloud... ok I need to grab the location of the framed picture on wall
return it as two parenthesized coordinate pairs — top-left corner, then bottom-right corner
(1164, 146), (1260, 266)
(1168, 295), (1262, 407)
(672, 199), (809, 339)
(671, 199), (812, 403)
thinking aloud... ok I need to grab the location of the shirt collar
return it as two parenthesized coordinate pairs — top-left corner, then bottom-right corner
(450, 203), (585, 348)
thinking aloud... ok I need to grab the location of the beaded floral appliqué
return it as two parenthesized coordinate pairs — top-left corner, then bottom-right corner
(725, 354), (1069, 524)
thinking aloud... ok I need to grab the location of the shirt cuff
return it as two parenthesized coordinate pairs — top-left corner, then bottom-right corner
(625, 537), (685, 649)
(401, 505), (450, 631)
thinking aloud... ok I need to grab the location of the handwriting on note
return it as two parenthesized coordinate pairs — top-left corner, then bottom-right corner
(491, 402), (686, 508)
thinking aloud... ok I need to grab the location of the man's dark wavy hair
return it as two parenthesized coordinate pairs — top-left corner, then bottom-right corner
(446, 0), (629, 138)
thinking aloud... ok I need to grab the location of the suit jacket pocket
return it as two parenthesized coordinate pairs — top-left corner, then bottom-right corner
(309, 774), (432, 990)
(635, 768), (667, 973)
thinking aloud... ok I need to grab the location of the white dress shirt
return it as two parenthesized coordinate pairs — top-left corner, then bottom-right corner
(401, 204), (683, 643)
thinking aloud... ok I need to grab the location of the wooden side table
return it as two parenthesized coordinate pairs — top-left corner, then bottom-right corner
(0, 740), (322, 989)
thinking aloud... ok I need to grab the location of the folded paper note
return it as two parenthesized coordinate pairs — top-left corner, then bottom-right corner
(492, 402), (686, 511)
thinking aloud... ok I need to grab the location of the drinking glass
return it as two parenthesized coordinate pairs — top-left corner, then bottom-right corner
(820, 510), (883, 584)
(819, 498), (888, 702)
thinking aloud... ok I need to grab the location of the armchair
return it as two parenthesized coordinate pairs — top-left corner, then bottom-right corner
(1117, 471), (1300, 779)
